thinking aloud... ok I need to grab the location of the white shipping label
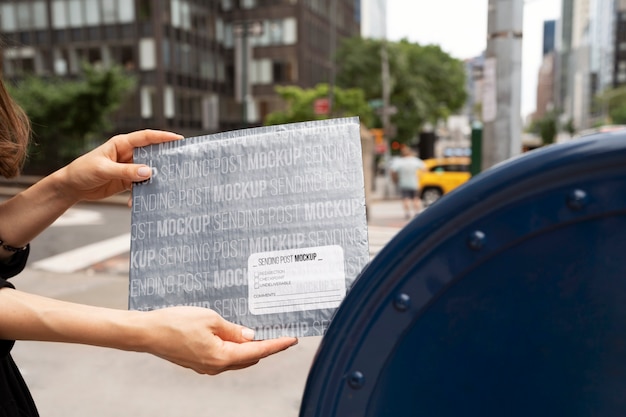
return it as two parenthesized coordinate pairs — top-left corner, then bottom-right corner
(248, 245), (346, 315)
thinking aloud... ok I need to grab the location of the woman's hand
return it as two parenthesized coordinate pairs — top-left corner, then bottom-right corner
(139, 306), (298, 375)
(58, 130), (182, 203)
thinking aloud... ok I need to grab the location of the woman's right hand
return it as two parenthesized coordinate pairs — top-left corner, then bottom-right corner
(139, 306), (298, 375)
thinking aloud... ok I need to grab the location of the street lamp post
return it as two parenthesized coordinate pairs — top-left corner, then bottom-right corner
(233, 20), (263, 127)
(482, 0), (524, 170)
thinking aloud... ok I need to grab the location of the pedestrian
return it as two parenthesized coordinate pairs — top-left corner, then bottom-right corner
(0, 76), (297, 416)
(390, 145), (425, 219)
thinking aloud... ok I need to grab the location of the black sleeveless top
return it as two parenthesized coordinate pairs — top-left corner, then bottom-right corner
(0, 246), (39, 417)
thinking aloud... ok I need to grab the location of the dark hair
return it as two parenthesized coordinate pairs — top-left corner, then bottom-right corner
(0, 77), (30, 178)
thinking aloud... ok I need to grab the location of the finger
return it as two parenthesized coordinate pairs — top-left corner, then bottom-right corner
(211, 315), (258, 343)
(121, 129), (184, 149)
(94, 158), (154, 184)
(215, 360), (261, 374)
(220, 337), (299, 366)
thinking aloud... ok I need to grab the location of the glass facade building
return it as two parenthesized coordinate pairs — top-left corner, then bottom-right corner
(0, 0), (360, 137)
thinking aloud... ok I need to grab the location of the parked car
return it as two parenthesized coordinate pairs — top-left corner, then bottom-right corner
(418, 157), (471, 206)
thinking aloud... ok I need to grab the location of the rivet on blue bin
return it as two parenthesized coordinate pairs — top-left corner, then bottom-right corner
(467, 230), (486, 251)
(567, 189), (588, 211)
(347, 371), (365, 390)
(393, 293), (411, 312)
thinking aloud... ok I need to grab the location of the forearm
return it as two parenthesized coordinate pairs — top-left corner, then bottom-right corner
(0, 287), (147, 351)
(0, 168), (78, 248)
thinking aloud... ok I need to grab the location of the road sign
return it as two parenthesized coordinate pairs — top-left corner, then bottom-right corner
(314, 98), (330, 115)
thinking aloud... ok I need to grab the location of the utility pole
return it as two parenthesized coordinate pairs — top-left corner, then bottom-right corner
(380, 41), (394, 198)
(234, 20), (262, 128)
(482, 0), (524, 170)
(328, 0), (337, 113)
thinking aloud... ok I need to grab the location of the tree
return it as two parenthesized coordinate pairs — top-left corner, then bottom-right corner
(8, 63), (135, 173)
(527, 111), (557, 146)
(264, 83), (374, 126)
(538, 112), (557, 145)
(335, 37), (467, 143)
(595, 85), (626, 125)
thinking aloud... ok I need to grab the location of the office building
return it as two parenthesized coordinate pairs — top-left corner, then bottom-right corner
(0, 0), (360, 138)
(360, 0), (385, 39)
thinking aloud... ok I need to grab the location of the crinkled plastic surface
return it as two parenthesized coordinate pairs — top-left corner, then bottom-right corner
(129, 117), (369, 339)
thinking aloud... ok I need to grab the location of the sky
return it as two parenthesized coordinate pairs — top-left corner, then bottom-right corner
(386, 0), (561, 119)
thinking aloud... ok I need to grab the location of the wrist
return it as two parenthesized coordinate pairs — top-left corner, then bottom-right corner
(45, 167), (83, 205)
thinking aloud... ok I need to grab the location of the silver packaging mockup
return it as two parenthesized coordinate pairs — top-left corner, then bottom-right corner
(129, 117), (369, 339)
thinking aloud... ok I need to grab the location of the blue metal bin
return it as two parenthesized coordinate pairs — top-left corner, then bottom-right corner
(300, 131), (626, 417)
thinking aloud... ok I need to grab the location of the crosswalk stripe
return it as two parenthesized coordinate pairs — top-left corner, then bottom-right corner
(32, 234), (131, 273)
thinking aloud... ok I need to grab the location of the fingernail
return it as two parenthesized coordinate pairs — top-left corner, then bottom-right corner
(138, 166), (151, 177)
(242, 328), (255, 340)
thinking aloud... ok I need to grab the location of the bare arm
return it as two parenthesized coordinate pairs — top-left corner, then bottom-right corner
(0, 287), (297, 374)
(0, 130), (182, 251)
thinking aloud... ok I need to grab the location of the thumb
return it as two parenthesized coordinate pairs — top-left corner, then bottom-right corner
(212, 317), (256, 343)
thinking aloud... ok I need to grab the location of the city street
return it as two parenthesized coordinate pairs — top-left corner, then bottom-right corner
(5, 187), (411, 417)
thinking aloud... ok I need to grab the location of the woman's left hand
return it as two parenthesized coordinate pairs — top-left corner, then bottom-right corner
(59, 130), (182, 202)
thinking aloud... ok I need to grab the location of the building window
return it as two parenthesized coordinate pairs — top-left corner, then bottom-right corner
(181, 43), (191, 74)
(140, 38), (157, 70)
(85, 0), (101, 25)
(162, 39), (171, 70)
(221, 0), (234, 11)
(253, 18), (297, 46)
(241, 0), (257, 9)
(3, 47), (38, 76)
(102, 1), (117, 23)
(273, 61), (293, 83)
(3, 1), (48, 31)
(120, 45), (135, 70)
(202, 94), (219, 131)
(171, 0), (192, 30)
(119, 0), (134, 23)
(50, 0), (134, 28)
(33, 2), (46, 29)
(0, 4), (16, 32)
(52, 0), (68, 29)
(68, 0), (84, 27)
(138, 0), (152, 21)
(164, 86), (176, 118)
(141, 86), (155, 118)
(251, 59), (272, 84)
(283, 18), (296, 44)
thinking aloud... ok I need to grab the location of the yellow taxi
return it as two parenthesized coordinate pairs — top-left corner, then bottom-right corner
(418, 157), (471, 206)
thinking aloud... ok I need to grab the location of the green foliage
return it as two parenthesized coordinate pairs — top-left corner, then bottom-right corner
(528, 111), (558, 145)
(264, 83), (373, 126)
(609, 105), (626, 124)
(596, 86), (626, 125)
(335, 38), (387, 99)
(539, 113), (557, 145)
(8, 63), (135, 173)
(563, 118), (576, 136)
(334, 37), (468, 143)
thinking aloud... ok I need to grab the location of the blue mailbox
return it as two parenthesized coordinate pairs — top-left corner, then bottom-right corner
(300, 131), (626, 416)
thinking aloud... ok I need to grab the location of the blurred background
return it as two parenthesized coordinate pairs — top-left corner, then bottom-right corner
(0, 0), (615, 178)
